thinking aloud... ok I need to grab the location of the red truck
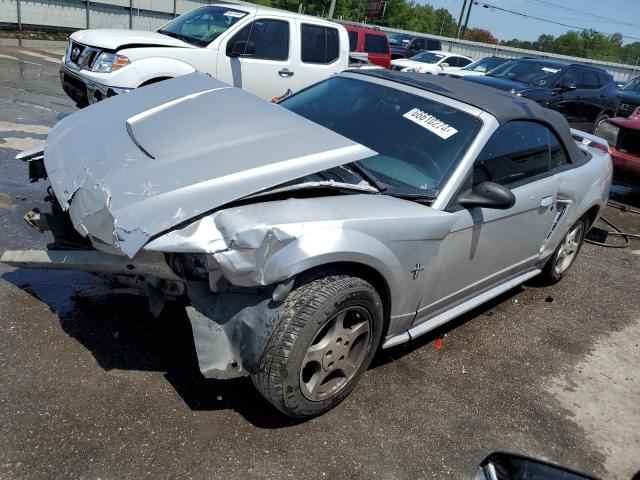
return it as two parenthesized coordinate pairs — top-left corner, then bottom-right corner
(595, 107), (640, 186)
(342, 24), (391, 69)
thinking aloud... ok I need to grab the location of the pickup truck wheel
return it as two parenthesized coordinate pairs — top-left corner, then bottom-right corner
(252, 272), (383, 419)
(540, 217), (587, 284)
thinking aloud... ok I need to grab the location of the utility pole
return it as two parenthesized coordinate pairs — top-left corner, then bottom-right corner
(456, 0), (468, 39)
(328, 0), (336, 19)
(461, 0), (474, 39)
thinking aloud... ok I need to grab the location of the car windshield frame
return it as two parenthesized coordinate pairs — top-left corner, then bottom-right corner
(157, 6), (249, 47)
(462, 57), (506, 73)
(278, 76), (483, 199)
(409, 51), (445, 64)
(622, 77), (640, 93)
(487, 60), (564, 87)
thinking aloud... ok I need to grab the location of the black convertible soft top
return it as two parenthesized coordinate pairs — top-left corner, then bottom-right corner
(349, 69), (584, 164)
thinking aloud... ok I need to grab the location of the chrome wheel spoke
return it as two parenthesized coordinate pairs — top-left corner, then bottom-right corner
(338, 358), (357, 378)
(299, 305), (373, 402)
(348, 319), (370, 341)
(303, 342), (327, 365)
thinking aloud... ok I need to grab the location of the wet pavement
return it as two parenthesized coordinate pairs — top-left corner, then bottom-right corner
(0, 46), (639, 480)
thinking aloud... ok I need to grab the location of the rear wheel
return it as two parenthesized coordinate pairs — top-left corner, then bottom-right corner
(540, 217), (587, 284)
(593, 112), (611, 133)
(252, 272), (383, 419)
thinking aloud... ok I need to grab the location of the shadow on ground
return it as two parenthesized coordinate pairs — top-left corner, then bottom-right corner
(2, 266), (528, 430)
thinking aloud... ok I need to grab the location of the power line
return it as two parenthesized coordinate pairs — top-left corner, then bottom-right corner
(473, 1), (640, 42)
(525, 0), (639, 29)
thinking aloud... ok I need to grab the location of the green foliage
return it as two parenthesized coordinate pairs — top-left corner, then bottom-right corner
(500, 30), (637, 64)
(258, 0), (639, 65)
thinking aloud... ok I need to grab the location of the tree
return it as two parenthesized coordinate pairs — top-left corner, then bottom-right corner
(464, 28), (498, 44)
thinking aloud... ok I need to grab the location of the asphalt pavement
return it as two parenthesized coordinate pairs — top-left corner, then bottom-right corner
(0, 46), (639, 480)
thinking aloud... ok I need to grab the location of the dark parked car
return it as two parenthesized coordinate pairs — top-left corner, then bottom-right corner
(616, 75), (640, 118)
(388, 34), (442, 59)
(463, 58), (620, 131)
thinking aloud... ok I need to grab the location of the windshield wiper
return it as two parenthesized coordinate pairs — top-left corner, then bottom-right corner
(350, 162), (388, 192)
(385, 191), (437, 204)
(158, 30), (195, 45)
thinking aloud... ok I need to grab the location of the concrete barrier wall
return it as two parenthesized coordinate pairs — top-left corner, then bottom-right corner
(1, 0), (638, 81)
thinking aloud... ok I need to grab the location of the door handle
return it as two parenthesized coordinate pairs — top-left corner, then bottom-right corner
(540, 196), (553, 208)
(278, 69), (294, 78)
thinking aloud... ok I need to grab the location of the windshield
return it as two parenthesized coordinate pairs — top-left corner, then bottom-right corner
(487, 60), (563, 86)
(409, 52), (445, 64)
(388, 34), (412, 46)
(463, 57), (508, 73)
(279, 76), (482, 195)
(622, 77), (640, 93)
(158, 6), (248, 47)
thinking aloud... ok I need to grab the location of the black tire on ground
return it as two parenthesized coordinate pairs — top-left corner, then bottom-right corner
(540, 216), (588, 285)
(593, 112), (611, 133)
(252, 271), (384, 419)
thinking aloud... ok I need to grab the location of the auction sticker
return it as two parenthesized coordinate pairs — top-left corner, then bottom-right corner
(403, 108), (458, 139)
(224, 10), (246, 17)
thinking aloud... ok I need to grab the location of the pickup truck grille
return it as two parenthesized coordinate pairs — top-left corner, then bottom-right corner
(65, 41), (101, 70)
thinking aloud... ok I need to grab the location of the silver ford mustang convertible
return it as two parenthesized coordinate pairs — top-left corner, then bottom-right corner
(2, 70), (612, 418)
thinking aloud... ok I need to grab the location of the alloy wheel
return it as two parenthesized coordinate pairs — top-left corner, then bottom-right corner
(300, 306), (373, 401)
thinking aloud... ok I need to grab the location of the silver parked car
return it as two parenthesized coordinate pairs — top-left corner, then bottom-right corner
(3, 71), (612, 418)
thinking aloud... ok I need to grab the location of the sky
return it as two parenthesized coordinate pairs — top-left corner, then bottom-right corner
(422, 0), (640, 44)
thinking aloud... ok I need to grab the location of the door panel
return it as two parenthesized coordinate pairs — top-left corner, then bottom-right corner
(413, 120), (561, 324)
(216, 17), (293, 100)
(416, 178), (557, 320)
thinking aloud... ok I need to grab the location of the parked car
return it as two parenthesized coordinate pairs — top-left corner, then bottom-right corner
(3, 71), (611, 418)
(594, 106), (640, 186)
(439, 56), (510, 78)
(391, 51), (472, 74)
(388, 34), (442, 59)
(342, 23), (391, 69)
(463, 58), (620, 132)
(615, 75), (640, 118)
(59, 3), (350, 106)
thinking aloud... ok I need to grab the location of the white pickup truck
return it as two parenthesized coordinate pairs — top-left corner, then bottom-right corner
(60, 4), (349, 106)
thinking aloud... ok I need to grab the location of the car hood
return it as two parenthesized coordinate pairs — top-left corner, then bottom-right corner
(70, 29), (193, 51)
(43, 73), (376, 258)
(440, 69), (483, 78)
(619, 90), (640, 105)
(391, 59), (436, 70)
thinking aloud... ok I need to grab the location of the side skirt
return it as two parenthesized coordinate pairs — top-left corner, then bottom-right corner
(382, 269), (541, 349)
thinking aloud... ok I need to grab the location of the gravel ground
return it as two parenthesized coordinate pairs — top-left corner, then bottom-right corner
(0, 46), (639, 480)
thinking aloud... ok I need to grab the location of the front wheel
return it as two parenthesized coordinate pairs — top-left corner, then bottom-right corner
(540, 217), (587, 284)
(252, 272), (383, 419)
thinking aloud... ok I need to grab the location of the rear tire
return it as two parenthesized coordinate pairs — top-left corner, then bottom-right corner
(540, 217), (587, 284)
(252, 271), (383, 419)
(593, 112), (611, 133)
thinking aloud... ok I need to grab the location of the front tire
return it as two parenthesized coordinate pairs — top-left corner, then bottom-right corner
(540, 217), (587, 284)
(252, 272), (383, 419)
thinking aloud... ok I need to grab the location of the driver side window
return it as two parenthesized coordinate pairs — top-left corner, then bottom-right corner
(226, 19), (290, 60)
(474, 121), (553, 186)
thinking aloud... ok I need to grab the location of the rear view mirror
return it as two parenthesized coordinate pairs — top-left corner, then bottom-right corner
(475, 452), (600, 480)
(458, 181), (515, 210)
(228, 40), (255, 58)
(440, 62), (449, 68)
